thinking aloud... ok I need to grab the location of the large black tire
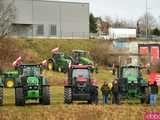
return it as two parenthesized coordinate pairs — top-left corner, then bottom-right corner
(0, 87), (3, 106)
(15, 88), (25, 106)
(64, 87), (72, 104)
(88, 100), (92, 104)
(140, 97), (145, 104)
(41, 86), (50, 105)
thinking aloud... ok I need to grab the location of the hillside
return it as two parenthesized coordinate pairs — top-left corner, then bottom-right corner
(0, 38), (119, 70)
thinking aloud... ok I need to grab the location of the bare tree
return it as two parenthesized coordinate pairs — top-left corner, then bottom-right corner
(137, 13), (156, 34)
(111, 18), (135, 28)
(0, 0), (15, 39)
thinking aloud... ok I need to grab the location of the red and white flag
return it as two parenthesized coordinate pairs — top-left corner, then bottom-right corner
(12, 56), (22, 67)
(41, 59), (47, 66)
(51, 47), (59, 54)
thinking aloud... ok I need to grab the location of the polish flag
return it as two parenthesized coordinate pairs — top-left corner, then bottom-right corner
(41, 59), (47, 66)
(51, 47), (59, 54)
(12, 56), (22, 67)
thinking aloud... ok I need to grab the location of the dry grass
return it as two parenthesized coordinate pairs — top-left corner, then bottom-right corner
(1, 104), (160, 120)
(0, 85), (160, 120)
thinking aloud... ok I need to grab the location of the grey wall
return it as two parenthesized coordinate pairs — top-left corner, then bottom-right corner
(12, 0), (89, 38)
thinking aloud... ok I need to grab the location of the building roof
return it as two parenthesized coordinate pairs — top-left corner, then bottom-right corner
(26, 0), (89, 5)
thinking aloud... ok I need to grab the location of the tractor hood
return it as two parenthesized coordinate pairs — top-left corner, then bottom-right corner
(80, 57), (93, 65)
(4, 70), (19, 77)
(61, 57), (71, 63)
(27, 76), (39, 85)
(127, 75), (138, 83)
(77, 77), (88, 82)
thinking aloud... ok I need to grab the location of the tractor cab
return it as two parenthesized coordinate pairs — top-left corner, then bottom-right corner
(69, 65), (92, 90)
(118, 65), (141, 84)
(71, 50), (93, 65)
(17, 64), (42, 76)
(64, 65), (97, 104)
(52, 52), (65, 60)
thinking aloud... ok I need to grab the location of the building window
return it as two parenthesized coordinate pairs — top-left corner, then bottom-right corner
(36, 24), (44, 36)
(49, 24), (56, 36)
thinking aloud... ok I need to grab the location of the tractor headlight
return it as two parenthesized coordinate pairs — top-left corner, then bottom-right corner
(33, 86), (38, 90)
(29, 86), (32, 89)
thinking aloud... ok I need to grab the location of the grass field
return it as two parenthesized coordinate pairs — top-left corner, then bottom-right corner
(0, 69), (160, 120)
(1, 86), (160, 120)
(0, 39), (160, 120)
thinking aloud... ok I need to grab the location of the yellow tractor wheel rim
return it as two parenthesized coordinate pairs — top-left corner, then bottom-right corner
(48, 63), (53, 70)
(7, 80), (14, 88)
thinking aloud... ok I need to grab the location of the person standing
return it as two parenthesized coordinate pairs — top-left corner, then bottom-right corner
(112, 63), (116, 75)
(101, 81), (110, 104)
(150, 81), (158, 106)
(112, 79), (120, 105)
(90, 81), (98, 104)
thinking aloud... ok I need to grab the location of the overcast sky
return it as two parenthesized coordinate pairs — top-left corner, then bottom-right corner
(57, 0), (160, 21)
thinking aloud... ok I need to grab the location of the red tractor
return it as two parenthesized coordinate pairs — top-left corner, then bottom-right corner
(64, 65), (98, 104)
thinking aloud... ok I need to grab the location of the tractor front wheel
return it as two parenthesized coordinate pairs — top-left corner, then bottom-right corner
(15, 87), (25, 106)
(64, 87), (72, 104)
(0, 87), (3, 106)
(41, 86), (50, 105)
(140, 97), (145, 104)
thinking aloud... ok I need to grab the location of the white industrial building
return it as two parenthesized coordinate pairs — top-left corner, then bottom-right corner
(4, 0), (89, 38)
(108, 28), (137, 39)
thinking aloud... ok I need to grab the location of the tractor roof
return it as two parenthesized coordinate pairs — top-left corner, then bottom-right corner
(72, 49), (87, 53)
(71, 65), (92, 69)
(4, 70), (18, 74)
(19, 64), (41, 67)
(121, 65), (140, 68)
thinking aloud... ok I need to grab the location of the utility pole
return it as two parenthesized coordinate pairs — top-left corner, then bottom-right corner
(145, 0), (148, 39)
(159, 16), (160, 30)
(32, 0), (34, 38)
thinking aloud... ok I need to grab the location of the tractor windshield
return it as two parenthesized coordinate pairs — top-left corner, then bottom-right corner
(72, 69), (90, 80)
(73, 51), (89, 58)
(122, 67), (139, 79)
(22, 66), (40, 76)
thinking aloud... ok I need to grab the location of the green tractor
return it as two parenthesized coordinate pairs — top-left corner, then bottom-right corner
(2, 70), (19, 88)
(0, 77), (3, 106)
(15, 64), (50, 106)
(70, 50), (98, 73)
(48, 52), (71, 73)
(64, 65), (98, 104)
(116, 65), (148, 103)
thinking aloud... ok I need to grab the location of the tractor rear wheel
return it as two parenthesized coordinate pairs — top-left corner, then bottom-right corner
(15, 87), (25, 106)
(64, 87), (72, 104)
(41, 86), (50, 105)
(0, 87), (3, 106)
(88, 100), (92, 104)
